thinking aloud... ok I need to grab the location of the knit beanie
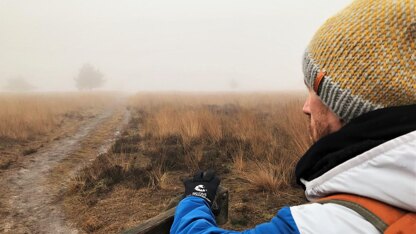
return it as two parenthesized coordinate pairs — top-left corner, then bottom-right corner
(303, 0), (416, 122)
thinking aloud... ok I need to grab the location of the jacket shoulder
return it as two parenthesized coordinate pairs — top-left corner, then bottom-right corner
(290, 203), (379, 234)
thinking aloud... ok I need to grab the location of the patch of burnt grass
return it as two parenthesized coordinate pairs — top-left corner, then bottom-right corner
(127, 116), (142, 129)
(111, 134), (141, 153)
(162, 134), (183, 145)
(198, 147), (231, 174)
(140, 135), (186, 170)
(159, 145), (186, 170)
(230, 204), (252, 228)
(0, 136), (21, 147)
(64, 111), (85, 120)
(124, 167), (153, 189)
(0, 158), (13, 170)
(141, 133), (238, 174)
(22, 147), (38, 156)
(70, 154), (152, 199)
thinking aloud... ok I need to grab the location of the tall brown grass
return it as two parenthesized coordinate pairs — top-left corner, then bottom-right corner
(128, 92), (311, 194)
(66, 92), (312, 233)
(0, 92), (113, 140)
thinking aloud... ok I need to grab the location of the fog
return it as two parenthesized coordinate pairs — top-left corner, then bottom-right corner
(0, 0), (352, 92)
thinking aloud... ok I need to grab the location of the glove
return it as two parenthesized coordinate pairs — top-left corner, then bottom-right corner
(184, 169), (220, 206)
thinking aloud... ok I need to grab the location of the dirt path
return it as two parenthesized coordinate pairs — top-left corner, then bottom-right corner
(0, 103), (130, 234)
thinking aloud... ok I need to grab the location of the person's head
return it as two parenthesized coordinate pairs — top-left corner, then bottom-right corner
(302, 0), (415, 141)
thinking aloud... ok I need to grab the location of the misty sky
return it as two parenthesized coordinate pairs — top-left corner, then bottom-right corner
(0, 0), (352, 92)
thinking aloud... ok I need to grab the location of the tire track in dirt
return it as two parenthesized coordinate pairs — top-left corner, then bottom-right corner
(0, 103), (131, 234)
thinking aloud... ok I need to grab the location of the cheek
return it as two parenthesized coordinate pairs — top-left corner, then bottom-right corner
(309, 115), (316, 128)
(309, 110), (331, 140)
(309, 115), (319, 133)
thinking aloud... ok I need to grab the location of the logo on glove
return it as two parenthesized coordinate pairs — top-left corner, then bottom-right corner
(194, 184), (207, 192)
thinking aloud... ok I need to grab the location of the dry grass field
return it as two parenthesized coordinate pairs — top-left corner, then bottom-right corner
(0, 92), (115, 171)
(64, 92), (312, 233)
(0, 92), (113, 140)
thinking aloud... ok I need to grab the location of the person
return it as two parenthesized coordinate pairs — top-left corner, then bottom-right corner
(170, 0), (416, 233)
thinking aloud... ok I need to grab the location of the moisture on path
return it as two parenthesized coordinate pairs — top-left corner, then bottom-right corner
(0, 105), (130, 234)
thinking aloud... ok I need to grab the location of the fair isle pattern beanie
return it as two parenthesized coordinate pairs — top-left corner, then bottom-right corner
(303, 0), (416, 122)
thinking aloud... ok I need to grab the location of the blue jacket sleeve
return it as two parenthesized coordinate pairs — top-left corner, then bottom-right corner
(170, 196), (300, 234)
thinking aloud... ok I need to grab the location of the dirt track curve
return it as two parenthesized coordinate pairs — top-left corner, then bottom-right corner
(0, 103), (130, 234)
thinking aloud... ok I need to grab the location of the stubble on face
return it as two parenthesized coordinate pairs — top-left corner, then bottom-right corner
(309, 107), (333, 142)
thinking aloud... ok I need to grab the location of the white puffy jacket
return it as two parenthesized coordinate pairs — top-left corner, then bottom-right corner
(291, 130), (416, 233)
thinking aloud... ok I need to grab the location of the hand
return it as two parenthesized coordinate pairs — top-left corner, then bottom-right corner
(184, 169), (220, 206)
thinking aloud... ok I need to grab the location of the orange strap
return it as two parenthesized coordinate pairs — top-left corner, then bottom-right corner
(313, 70), (326, 94)
(318, 194), (415, 233)
(385, 213), (416, 234)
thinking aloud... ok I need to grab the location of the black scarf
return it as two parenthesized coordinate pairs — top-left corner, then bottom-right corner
(295, 104), (416, 186)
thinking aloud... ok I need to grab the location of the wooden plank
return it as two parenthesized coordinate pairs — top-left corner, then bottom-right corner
(122, 207), (175, 234)
(122, 186), (229, 234)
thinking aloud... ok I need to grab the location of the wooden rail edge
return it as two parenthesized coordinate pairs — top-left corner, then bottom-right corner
(122, 186), (229, 234)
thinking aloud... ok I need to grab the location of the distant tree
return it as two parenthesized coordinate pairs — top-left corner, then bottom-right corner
(74, 64), (105, 90)
(4, 76), (36, 92)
